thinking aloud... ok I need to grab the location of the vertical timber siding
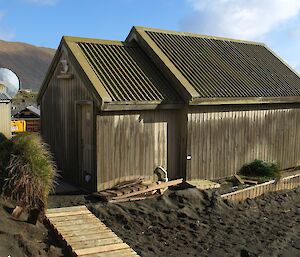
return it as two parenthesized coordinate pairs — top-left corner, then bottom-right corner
(96, 110), (180, 191)
(41, 50), (95, 186)
(187, 105), (300, 180)
(0, 102), (11, 138)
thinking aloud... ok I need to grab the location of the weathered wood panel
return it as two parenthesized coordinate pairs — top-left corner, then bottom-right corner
(96, 110), (180, 191)
(41, 49), (95, 186)
(187, 105), (300, 180)
(0, 102), (11, 138)
(24, 119), (40, 132)
(77, 103), (94, 188)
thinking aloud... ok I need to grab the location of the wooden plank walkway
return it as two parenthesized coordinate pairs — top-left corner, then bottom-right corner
(45, 206), (139, 257)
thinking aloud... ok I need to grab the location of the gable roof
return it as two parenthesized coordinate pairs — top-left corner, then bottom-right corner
(39, 27), (300, 108)
(0, 92), (11, 102)
(14, 105), (40, 118)
(128, 26), (300, 105)
(38, 36), (181, 110)
(76, 39), (179, 103)
(26, 105), (40, 116)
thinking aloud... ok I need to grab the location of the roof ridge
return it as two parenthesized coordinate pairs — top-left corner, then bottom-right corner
(133, 26), (265, 46)
(63, 36), (141, 49)
(63, 35), (124, 46)
(131, 25), (300, 103)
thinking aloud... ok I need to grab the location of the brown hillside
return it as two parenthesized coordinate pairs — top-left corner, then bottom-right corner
(0, 40), (55, 91)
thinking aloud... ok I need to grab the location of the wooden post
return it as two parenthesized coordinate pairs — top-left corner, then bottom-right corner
(11, 206), (24, 218)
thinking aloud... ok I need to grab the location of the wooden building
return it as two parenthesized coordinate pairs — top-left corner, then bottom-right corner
(14, 105), (40, 132)
(38, 27), (300, 191)
(0, 84), (11, 138)
(37, 36), (182, 191)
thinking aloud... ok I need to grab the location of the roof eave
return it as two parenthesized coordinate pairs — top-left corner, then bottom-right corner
(37, 37), (112, 108)
(37, 39), (64, 104)
(101, 101), (184, 111)
(63, 35), (124, 46)
(263, 45), (300, 81)
(63, 39), (112, 106)
(132, 26), (265, 46)
(189, 96), (300, 106)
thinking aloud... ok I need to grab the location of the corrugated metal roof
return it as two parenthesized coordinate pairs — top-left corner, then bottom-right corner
(143, 29), (300, 99)
(0, 92), (11, 101)
(26, 105), (40, 116)
(75, 40), (180, 103)
(13, 105), (40, 118)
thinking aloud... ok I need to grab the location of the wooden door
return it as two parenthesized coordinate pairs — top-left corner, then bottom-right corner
(77, 103), (94, 188)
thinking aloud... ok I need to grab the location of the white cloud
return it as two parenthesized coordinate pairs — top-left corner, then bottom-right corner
(24, 0), (58, 6)
(182, 0), (300, 40)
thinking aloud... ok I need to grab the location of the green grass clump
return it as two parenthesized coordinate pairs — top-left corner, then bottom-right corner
(239, 159), (280, 180)
(2, 133), (57, 212)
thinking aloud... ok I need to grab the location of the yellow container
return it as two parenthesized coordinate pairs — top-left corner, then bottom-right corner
(11, 120), (26, 133)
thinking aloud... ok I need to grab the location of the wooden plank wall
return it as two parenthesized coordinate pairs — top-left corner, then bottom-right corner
(25, 119), (40, 132)
(96, 110), (180, 191)
(0, 102), (11, 138)
(187, 105), (300, 180)
(41, 50), (95, 186)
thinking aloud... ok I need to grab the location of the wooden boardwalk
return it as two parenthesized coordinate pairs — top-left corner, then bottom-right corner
(45, 205), (139, 257)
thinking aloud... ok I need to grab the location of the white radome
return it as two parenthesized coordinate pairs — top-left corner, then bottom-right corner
(0, 67), (20, 97)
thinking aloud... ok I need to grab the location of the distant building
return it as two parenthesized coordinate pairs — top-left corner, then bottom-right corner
(19, 89), (32, 93)
(13, 105), (40, 132)
(0, 84), (11, 138)
(38, 26), (300, 192)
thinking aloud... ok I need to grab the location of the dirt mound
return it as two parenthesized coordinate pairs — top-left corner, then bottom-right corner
(90, 187), (300, 257)
(0, 200), (66, 257)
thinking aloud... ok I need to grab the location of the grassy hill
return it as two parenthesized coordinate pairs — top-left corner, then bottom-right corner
(0, 40), (55, 92)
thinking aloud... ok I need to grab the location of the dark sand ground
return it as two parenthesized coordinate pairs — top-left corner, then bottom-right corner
(0, 200), (66, 257)
(1, 186), (299, 257)
(48, 186), (300, 257)
(90, 188), (300, 257)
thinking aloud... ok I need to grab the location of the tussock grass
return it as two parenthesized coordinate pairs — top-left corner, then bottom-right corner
(239, 159), (280, 181)
(2, 133), (57, 212)
(0, 133), (13, 189)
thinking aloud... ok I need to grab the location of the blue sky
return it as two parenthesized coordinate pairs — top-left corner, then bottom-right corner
(1, 0), (300, 72)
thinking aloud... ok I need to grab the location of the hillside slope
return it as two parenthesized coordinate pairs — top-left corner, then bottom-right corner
(0, 40), (55, 91)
